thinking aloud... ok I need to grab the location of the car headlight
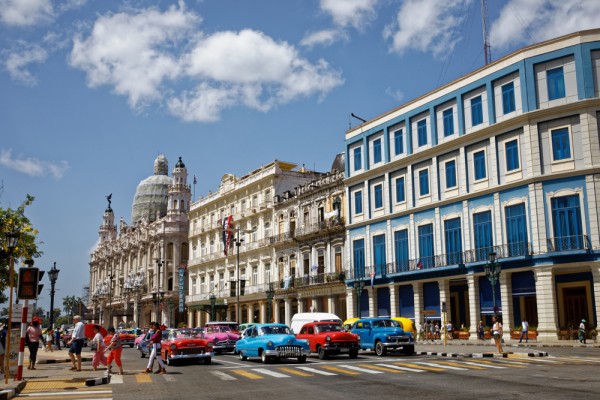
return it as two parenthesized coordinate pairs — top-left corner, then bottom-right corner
(356, 335), (361, 342)
(170, 344), (177, 350)
(325, 336), (331, 342)
(386, 336), (391, 341)
(267, 341), (274, 349)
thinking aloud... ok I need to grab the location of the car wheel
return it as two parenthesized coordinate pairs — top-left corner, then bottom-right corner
(317, 347), (327, 360)
(297, 356), (307, 363)
(375, 341), (387, 356)
(349, 350), (359, 359)
(261, 351), (270, 364)
(215, 349), (222, 355)
(130, 344), (134, 348)
(203, 357), (211, 365)
(239, 351), (247, 361)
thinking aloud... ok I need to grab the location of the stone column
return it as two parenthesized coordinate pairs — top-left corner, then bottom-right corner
(413, 282), (423, 329)
(346, 288), (355, 319)
(327, 294), (336, 315)
(389, 284), (398, 317)
(499, 271), (513, 329)
(284, 297), (292, 326)
(592, 266), (600, 330)
(273, 300), (280, 323)
(247, 304), (254, 324)
(534, 268), (558, 341)
(467, 274), (480, 339)
(297, 296), (304, 313)
(367, 286), (375, 318)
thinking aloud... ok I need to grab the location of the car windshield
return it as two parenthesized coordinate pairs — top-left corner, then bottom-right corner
(205, 326), (231, 333)
(372, 320), (400, 328)
(259, 326), (290, 335)
(315, 324), (343, 333)
(170, 329), (197, 339)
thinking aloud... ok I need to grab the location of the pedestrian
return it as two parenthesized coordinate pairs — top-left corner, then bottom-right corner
(579, 319), (587, 344)
(446, 321), (453, 340)
(68, 315), (85, 371)
(478, 321), (485, 340)
(105, 326), (124, 375)
(519, 319), (529, 343)
(26, 319), (44, 370)
(0, 323), (5, 374)
(91, 325), (108, 371)
(492, 315), (504, 354)
(418, 323), (424, 341)
(45, 328), (54, 352)
(55, 328), (62, 350)
(434, 322), (440, 340)
(144, 321), (166, 374)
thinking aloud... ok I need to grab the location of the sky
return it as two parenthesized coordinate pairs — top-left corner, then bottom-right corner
(1, 0), (598, 315)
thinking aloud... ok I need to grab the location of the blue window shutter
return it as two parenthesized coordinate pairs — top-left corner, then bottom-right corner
(471, 96), (483, 126)
(443, 108), (454, 136)
(395, 177), (405, 202)
(505, 139), (520, 171)
(394, 230), (409, 272)
(354, 191), (362, 214)
(353, 239), (365, 278)
(354, 147), (362, 170)
(502, 82), (515, 114)
(505, 203), (528, 256)
(551, 128), (571, 161)
(445, 160), (456, 188)
(417, 119), (428, 146)
(418, 224), (434, 267)
(373, 138), (382, 163)
(373, 234), (386, 275)
(473, 211), (493, 261)
(551, 195), (582, 250)
(374, 184), (383, 208)
(394, 130), (403, 155)
(547, 67), (566, 100)
(444, 217), (462, 265)
(419, 169), (429, 196)
(474, 150), (487, 180)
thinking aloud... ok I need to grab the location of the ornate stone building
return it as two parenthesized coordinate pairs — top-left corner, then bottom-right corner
(88, 155), (191, 329)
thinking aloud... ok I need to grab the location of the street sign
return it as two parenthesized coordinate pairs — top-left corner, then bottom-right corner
(422, 310), (437, 315)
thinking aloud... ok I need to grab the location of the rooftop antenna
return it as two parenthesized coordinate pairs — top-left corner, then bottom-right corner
(481, 0), (492, 65)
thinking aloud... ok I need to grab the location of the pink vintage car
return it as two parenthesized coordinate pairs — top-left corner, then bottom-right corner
(198, 325), (240, 354)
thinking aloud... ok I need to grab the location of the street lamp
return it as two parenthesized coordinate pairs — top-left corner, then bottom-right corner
(5, 230), (19, 383)
(107, 269), (114, 327)
(209, 293), (216, 322)
(47, 262), (60, 329)
(355, 278), (365, 318)
(485, 252), (502, 316)
(265, 283), (275, 323)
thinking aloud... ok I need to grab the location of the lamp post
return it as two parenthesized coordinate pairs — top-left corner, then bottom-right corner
(209, 293), (216, 322)
(107, 269), (114, 327)
(5, 231), (19, 383)
(485, 252), (502, 316)
(265, 283), (275, 323)
(48, 262), (60, 329)
(168, 297), (174, 328)
(355, 278), (365, 319)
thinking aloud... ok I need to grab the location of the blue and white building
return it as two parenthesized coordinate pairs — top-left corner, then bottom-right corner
(343, 29), (600, 340)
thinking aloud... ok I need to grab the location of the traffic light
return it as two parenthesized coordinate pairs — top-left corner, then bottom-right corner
(18, 267), (43, 300)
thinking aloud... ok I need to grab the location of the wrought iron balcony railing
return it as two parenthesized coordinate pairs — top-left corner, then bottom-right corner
(547, 235), (590, 252)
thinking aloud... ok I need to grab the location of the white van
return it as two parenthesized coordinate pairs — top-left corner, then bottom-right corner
(290, 312), (342, 334)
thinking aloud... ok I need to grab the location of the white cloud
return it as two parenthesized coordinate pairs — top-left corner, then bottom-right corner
(385, 87), (404, 102)
(300, 29), (347, 48)
(490, 0), (600, 50)
(0, 0), (53, 27)
(320, 0), (378, 31)
(0, 149), (69, 179)
(4, 42), (48, 86)
(383, 0), (472, 58)
(69, 5), (343, 123)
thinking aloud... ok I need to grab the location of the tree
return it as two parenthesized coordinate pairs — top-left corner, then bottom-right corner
(0, 195), (43, 303)
(62, 295), (76, 324)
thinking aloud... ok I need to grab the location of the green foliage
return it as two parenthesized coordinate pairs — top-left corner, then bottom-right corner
(0, 195), (43, 303)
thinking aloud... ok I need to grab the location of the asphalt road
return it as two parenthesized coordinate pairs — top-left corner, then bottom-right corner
(101, 346), (600, 400)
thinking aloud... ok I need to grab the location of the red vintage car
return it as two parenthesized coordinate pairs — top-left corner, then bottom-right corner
(295, 321), (360, 359)
(103, 329), (137, 348)
(159, 328), (214, 365)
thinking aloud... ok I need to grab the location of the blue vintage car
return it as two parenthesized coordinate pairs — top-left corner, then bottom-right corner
(351, 318), (414, 356)
(235, 323), (310, 364)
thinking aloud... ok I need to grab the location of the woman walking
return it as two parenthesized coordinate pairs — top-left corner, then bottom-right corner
(91, 325), (108, 371)
(44, 329), (54, 352)
(492, 315), (504, 354)
(26, 320), (44, 370)
(144, 322), (166, 374)
(105, 326), (124, 375)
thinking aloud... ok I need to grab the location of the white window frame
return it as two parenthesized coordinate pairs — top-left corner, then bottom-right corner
(549, 124), (574, 164)
(473, 148), (489, 183)
(416, 166), (431, 199)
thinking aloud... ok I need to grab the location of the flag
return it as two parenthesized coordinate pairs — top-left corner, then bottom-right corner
(193, 175), (197, 185)
(370, 272), (375, 288)
(417, 259), (423, 269)
(222, 215), (234, 256)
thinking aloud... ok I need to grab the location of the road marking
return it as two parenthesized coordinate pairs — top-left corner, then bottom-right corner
(252, 368), (290, 378)
(278, 367), (313, 377)
(376, 363), (425, 373)
(336, 364), (384, 374)
(135, 373), (152, 383)
(210, 371), (237, 380)
(393, 362), (444, 372)
(162, 374), (176, 382)
(109, 374), (123, 384)
(356, 364), (404, 373)
(320, 365), (360, 375)
(435, 361), (487, 370)
(217, 359), (249, 367)
(474, 359), (527, 368)
(461, 361), (506, 369)
(231, 369), (264, 379)
(412, 362), (468, 370)
(18, 390), (112, 397)
(296, 366), (337, 376)
(511, 358), (563, 364)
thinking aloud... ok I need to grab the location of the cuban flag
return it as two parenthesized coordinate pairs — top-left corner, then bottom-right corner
(222, 215), (234, 256)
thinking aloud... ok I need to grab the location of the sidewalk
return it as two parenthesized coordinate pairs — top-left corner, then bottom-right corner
(0, 347), (98, 400)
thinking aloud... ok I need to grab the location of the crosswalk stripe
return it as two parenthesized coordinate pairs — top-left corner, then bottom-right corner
(210, 370), (237, 380)
(320, 365), (360, 375)
(231, 369), (264, 379)
(279, 367), (313, 377)
(336, 364), (383, 374)
(461, 361), (505, 369)
(376, 363), (425, 373)
(512, 358), (563, 364)
(435, 361), (487, 370)
(296, 366), (336, 376)
(393, 362), (445, 372)
(413, 362), (468, 370)
(18, 391), (112, 396)
(252, 368), (290, 378)
(19, 396), (111, 400)
(554, 357), (600, 364)
(135, 373), (152, 383)
(109, 374), (123, 384)
(356, 364), (404, 373)
(475, 359), (527, 368)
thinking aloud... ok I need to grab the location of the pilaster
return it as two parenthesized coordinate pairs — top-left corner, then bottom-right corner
(534, 268), (558, 341)
(467, 274), (480, 339)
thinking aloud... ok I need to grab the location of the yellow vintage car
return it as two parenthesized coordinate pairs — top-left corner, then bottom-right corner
(343, 317), (415, 335)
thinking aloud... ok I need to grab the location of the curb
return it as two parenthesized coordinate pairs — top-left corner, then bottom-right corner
(0, 381), (26, 400)
(416, 350), (548, 358)
(37, 357), (93, 364)
(85, 372), (110, 387)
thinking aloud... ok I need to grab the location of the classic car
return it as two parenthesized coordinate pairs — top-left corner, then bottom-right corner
(141, 328), (213, 365)
(235, 323), (310, 364)
(138, 331), (156, 358)
(295, 321), (360, 359)
(199, 325), (240, 354)
(103, 329), (136, 348)
(205, 321), (240, 335)
(134, 331), (148, 349)
(62, 328), (88, 348)
(351, 317), (414, 356)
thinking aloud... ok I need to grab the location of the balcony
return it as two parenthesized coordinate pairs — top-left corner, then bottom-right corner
(547, 235), (590, 253)
(269, 232), (295, 245)
(294, 217), (345, 239)
(274, 272), (345, 290)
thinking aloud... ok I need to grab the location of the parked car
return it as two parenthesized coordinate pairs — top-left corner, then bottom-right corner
(199, 325), (239, 354)
(205, 321), (240, 335)
(290, 312), (342, 334)
(62, 328), (88, 348)
(103, 329), (137, 348)
(351, 317), (414, 356)
(134, 332), (147, 349)
(138, 331), (155, 358)
(160, 328), (213, 365)
(295, 321), (360, 359)
(235, 323), (309, 364)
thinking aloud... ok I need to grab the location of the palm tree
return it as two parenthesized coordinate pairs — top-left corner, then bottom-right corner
(62, 295), (76, 325)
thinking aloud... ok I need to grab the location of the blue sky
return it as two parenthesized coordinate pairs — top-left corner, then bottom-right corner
(1, 0), (598, 314)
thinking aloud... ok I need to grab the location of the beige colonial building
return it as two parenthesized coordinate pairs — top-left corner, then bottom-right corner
(88, 155), (191, 329)
(186, 160), (323, 327)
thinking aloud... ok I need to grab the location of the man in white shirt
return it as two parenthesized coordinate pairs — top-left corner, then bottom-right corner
(519, 319), (529, 343)
(579, 319), (586, 344)
(68, 315), (85, 371)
